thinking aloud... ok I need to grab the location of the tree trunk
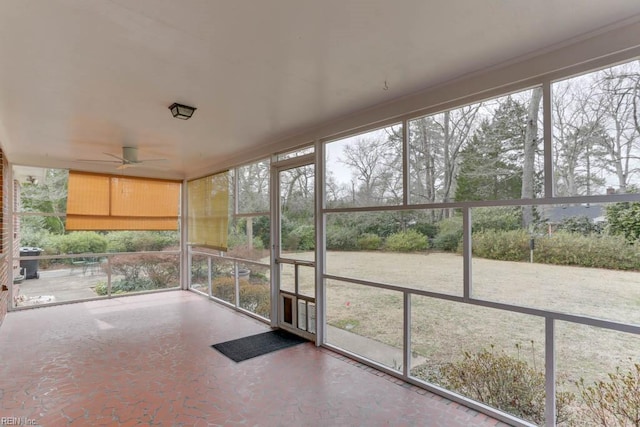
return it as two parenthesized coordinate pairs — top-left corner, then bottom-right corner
(441, 111), (451, 217)
(521, 87), (542, 228)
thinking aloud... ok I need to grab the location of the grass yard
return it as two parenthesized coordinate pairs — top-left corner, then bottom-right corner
(323, 251), (640, 389)
(205, 249), (638, 423)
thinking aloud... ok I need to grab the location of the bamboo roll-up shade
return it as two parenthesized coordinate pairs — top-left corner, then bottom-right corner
(187, 171), (229, 251)
(66, 173), (110, 216)
(66, 171), (181, 231)
(110, 176), (179, 217)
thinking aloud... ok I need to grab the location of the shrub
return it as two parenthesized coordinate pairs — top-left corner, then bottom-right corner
(357, 233), (382, 250)
(412, 222), (438, 238)
(105, 231), (178, 252)
(226, 231), (243, 249)
(433, 231), (462, 252)
(250, 215), (271, 249)
(105, 253), (180, 294)
(438, 216), (463, 235)
(535, 232), (640, 270)
(212, 277), (236, 302)
(239, 283), (270, 318)
(576, 362), (640, 426)
(472, 206), (522, 233)
(95, 278), (158, 296)
(385, 230), (428, 252)
(47, 231), (108, 255)
(356, 211), (403, 237)
(227, 233), (265, 251)
(433, 217), (463, 252)
(471, 229), (530, 262)
(94, 281), (108, 295)
(472, 230), (640, 270)
(556, 215), (603, 236)
(438, 347), (574, 425)
(229, 216), (270, 249)
(326, 226), (359, 251)
(285, 225), (315, 251)
(606, 202), (640, 241)
(19, 216), (51, 248)
(38, 231), (107, 270)
(211, 277), (270, 317)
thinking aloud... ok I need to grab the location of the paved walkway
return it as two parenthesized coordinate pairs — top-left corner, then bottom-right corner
(13, 267), (106, 306)
(328, 325), (426, 369)
(0, 291), (508, 426)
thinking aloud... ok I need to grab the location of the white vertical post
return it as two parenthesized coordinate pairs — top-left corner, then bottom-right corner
(463, 208), (472, 300)
(207, 256), (212, 298)
(543, 82), (553, 198)
(269, 159), (279, 327)
(403, 292), (411, 377)
(181, 179), (189, 290)
(402, 119), (409, 206)
(107, 255), (112, 297)
(315, 138), (326, 346)
(545, 317), (556, 427)
(234, 262), (240, 309)
(7, 164), (14, 310)
(186, 245), (192, 290)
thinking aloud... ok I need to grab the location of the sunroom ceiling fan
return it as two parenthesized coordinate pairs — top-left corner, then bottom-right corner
(76, 147), (167, 169)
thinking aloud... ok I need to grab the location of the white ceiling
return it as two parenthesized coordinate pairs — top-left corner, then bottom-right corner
(2, 0), (640, 180)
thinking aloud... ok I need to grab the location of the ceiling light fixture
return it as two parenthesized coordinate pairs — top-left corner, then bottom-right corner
(169, 102), (197, 120)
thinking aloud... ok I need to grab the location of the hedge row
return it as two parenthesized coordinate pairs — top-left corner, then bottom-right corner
(326, 226), (640, 271)
(472, 229), (640, 270)
(40, 231), (179, 256)
(36, 225), (638, 271)
(327, 227), (461, 252)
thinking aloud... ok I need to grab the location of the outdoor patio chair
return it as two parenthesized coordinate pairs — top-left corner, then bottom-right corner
(70, 255), (86, 275)
(83, 257), (101, 275)
(70, 255), (101, 275)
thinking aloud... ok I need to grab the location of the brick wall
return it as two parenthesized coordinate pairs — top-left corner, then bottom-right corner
(0, 290), (7, 326)
(0, 148), (8, 325)
(13, 179), (20, 275)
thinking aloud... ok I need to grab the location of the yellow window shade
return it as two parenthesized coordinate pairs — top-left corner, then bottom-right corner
(66, 171), (181, 231)
(187, 171), (229, 251)
(110, 176), (180, 217)
(66, 173), (110, 216)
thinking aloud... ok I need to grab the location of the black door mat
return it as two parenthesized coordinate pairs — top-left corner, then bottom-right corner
(211, 329), (308, 362)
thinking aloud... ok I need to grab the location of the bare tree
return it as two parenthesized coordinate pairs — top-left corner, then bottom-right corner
(553, 80), (608, 196)
(553, 61), (640, 196)
(409, 115), (441, 204)
(237, 159), (270, 212)
(407, 105), (480, 219)
(340, 136), (402, 206)
(597, 64), (640, 192)
(280, 164), (314, 215)
(325, 170), (349, 206)
(521, 87), (542, 227)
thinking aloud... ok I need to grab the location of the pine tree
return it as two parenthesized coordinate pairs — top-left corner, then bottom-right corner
(455, 97), (527, 201)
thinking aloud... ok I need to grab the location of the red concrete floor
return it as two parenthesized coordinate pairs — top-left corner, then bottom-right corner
(0, 291), (510, 426)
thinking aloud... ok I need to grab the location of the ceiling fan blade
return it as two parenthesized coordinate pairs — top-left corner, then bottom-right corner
(138, 158), (168, 163)
(104, 152), (127, 162)
(76, 148), (166, 169)
(75, 159), (121, 163)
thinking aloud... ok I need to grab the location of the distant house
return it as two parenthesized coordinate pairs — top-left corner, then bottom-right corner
(540, 204), (606, 234)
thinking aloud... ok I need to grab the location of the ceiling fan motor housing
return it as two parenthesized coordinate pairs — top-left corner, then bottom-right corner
(123, 147), (139, 163)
